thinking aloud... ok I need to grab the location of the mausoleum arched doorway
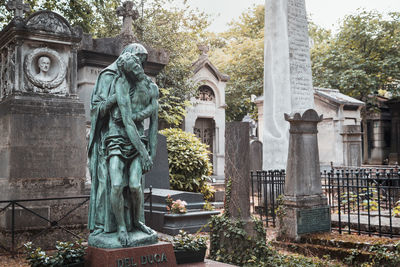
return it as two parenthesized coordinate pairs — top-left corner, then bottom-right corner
(194, 118), (215, 170)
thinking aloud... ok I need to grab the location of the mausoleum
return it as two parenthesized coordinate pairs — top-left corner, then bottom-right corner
(256, 88), (365, 169)
(184, 45), (229, 179)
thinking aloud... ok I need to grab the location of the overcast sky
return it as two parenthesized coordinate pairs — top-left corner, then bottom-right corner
(182, 0), (400, 32)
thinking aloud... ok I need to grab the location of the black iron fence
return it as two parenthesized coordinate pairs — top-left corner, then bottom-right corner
(322, 168), (400, 237)
(251, 167), (400, 238)
(0, 195), (90, 256)
(251, 170), (285, 227)
(0, 188), (153, 256)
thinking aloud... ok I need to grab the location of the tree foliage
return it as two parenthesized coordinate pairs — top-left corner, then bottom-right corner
(208, 5), (264, 122)
(310, 10), (400, 101)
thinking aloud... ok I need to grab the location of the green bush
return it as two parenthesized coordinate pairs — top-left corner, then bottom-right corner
(159, 128), (214, 200)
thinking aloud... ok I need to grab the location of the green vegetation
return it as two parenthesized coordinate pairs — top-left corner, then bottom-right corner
(159, 128), (214, 201)
(209, 5), (264, 121)
(172, 230), (207, 252)
(24, 240), (86, 267)
(310, 10), (400, 102)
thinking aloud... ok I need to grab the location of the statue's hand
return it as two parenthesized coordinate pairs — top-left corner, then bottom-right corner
(140, 152), (153, 173)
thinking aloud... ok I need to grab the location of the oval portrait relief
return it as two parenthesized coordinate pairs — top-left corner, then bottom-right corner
(24, 47), (66, 90)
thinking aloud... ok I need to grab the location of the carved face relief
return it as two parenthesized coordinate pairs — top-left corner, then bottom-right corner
(37, 56), (51, 79)
(24, 47), (67, 92)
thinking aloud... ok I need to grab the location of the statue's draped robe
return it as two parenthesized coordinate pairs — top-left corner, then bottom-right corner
(87, 63), (134, 233)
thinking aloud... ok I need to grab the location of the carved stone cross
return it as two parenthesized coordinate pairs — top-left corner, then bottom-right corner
(116, 1), (139, 36)
(6, 0), (31, 18)
(197, 44), (209, 56)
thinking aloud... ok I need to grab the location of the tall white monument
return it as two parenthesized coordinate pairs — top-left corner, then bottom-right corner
(263, 0), (314, 170)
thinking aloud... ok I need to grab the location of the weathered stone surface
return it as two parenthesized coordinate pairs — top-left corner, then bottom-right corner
(263, 0), (314, 170)
(284, 109), (323, 197)
(86, 242), (177, 267)
(0, 94), (86, 181)
(145, 134), (170, 189)
(250, 140), (263, 172)
(225, 122), (251, 220)
(279, 109), (330, 240)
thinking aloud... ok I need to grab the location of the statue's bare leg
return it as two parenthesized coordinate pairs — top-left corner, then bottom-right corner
(109, 156), (129, 247)
(129, 157), (153, 235)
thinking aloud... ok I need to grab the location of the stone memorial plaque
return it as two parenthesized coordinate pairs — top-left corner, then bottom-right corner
(297, 206), (330, 234)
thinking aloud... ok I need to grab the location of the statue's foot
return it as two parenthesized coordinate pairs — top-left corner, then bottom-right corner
(91, 228), (104, 236)
(118, 228), (129, 247)
(135, 221), (154, 235)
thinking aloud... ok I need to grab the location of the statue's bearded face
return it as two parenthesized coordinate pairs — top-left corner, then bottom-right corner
(119, 53), (144, 78)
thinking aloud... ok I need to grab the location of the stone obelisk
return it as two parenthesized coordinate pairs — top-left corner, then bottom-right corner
(263, 0), (314, 170)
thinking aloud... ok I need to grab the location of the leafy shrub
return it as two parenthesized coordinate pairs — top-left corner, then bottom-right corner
(160, 128), (214, 200)
(25, 240), (86, 267)
(172, 230), (207, 252)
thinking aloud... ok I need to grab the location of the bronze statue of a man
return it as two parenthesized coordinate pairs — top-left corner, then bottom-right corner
(87, 44), (159, 248)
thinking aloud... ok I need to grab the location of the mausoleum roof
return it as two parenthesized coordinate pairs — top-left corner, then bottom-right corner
(192, 55), (229, 82)
(315, 88), (365, 107)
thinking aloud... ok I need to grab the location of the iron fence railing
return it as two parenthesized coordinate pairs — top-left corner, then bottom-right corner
(0, 195), (90, 256)
(251, 170), (285, 227)
(0, 187), (153, 256)
(252, 167), (400, 238)
(322, 168), (400, 237)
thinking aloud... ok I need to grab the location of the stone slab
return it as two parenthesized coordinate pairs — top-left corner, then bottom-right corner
(86, 242), (177, 267)
(145, 134), (170, 189)
(0, 94), (86, 182)
(297, 206), (331, 235)
(225, 122), (251, 219)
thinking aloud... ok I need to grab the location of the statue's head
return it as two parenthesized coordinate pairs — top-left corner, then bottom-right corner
(117, 52), (144, 78)
(38, 56), (51, 73)
(122, 43), (148, 65)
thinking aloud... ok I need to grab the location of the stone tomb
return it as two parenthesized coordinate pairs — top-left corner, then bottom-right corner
(0, 7), (87, 246)
(144, 188), (219, 235)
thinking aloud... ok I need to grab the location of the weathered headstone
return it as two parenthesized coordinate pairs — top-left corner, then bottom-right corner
(250, 140), (263, 172)
(279, 110), (330, 240)
(263, 0), (314, 170)
(225, 122), (252, 224)
(145, 134), (170, 189)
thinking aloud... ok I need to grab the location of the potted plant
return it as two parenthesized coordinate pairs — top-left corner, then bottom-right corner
(172, 230), (207, 264)
(25, 239), (86, 267)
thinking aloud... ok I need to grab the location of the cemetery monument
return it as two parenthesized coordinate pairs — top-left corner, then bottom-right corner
(264, 0), (330, 240)
(263, 0), (314, 170)
(87, 43), (158, 248)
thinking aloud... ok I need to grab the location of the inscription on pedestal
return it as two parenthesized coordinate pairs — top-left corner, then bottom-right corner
(297, 206), (331, 234)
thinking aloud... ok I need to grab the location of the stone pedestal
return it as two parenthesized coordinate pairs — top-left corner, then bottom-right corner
(279, 110), (330, 241)
(86, 242), (177, 267)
